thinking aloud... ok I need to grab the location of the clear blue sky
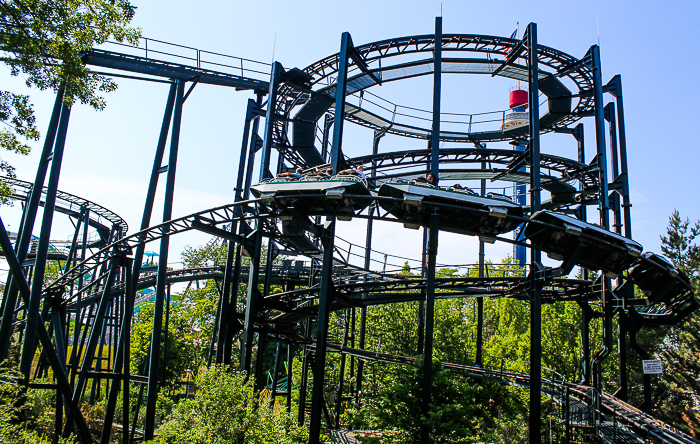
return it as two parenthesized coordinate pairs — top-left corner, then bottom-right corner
(2, 0), (698, 272)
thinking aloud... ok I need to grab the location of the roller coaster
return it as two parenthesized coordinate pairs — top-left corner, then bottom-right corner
(0, 19), (698, 444)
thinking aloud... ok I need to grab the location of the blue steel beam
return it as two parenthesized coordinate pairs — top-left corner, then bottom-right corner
(527, 22), (544, 444)
(421, 16), (442, 444)
(145, 79), (185, 439)
(309, 31), (353, 443)
(20, 99), (72, 380)
(0, 88), (64, 361)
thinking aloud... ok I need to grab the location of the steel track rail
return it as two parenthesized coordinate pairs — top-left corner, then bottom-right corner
(3, 176), (128, 233)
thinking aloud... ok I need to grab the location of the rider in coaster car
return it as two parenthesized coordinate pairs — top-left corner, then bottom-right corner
(277, 167), (303, 179)
(314, 166), (333, 178)
(338, 165), (366, 178)
(412, 174), (437, 186)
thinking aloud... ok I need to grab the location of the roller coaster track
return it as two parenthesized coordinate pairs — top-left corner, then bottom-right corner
(272, 33), (596, 163)
(2, 176), (128, 235)
(21, 190), (696, 443)
(45, 190), (689, 309)
(316, 342), (700, 444)
(351, 147), (599, 192)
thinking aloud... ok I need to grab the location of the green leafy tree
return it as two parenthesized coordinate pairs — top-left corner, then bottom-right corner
(0, 366), (75, 443)
(650, 210), (700, 433)
(154, 365), (307, 444)
(0, 0), (140, 203)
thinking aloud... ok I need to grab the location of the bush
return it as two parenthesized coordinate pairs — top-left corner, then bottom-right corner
(153, 365), (307, 444)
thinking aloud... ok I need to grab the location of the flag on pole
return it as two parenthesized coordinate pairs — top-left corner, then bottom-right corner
(501, 28), (519, 59)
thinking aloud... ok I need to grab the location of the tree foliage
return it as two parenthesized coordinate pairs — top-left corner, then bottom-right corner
(153, 365), (307, 444)
(0, 0), (140, 202)
(651, 210), (700, 433)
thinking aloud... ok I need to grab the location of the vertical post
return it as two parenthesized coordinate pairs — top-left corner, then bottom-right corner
(609, 75), (637, 402)
(590, 44), (613, 396)
(309, 31), (352, 444)
(270, 339), (282, 408)
(298, 319), (312, 426)
(514, 142), (527, 265)
(526, 22), (544, 444)
(616, 310), (628, 402)
(63, 254), (122, 438)
(259, 63), (283, 181)
(286, 343), (293, 412)
(421, 20), (442, 443)
(145, 78), (185, 440)
(591, 45), (609, 230)
(51, 298), (67, 442)
(19, 99), (72, 380)
(242, 67), (282, 374)
(418, 228), (427, 355)
(100, 258), (134, 444)
(477, 161), (487, 367)
(355, 128), (378, 404)
(321, 114), (333, 162)
(430, 16), (442, 180)
(334, 314), (350, 428)
(604, 101), (628, 401)
(68, 208), (91, 381)
(210, 98), (258, 366)
(122, 261), (133, 444)
(420, 211), (439, 444)
(608, 75), (632, 238)
(579, 301), (593, 386)
(252, 243), (277, 388)
(0, 87), (64, 361)
(243, 92), (267, 199)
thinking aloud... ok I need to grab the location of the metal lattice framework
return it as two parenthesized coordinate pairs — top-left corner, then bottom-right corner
(1, 21), (698, 444)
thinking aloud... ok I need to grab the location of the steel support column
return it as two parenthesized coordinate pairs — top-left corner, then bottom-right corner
(334, 313), (350, 428)
(591, 45), (610, 230)
(420, 20), (442, 443)
(430, 16), (442, 181)
(241, 66), (281, 374)
(100, 257), (134, 444)
(63, 253), (123, 439)
(477, 160), (487, 368)
(590, 44), (613, 398)
(579, 301), (594, 386)
(309, 31), (352, 444)
(0, 215), (91, 441)
(526, 22), (544, 444)
(0, 87), (64, 361)
(210, 97), (260, 366)
(354, 130), (380, 405)
(606, 75), (632, 238)
(144, 78), (185, 440)
(420, 211), (439, 444)
(270, 338), (282, 408)
(20, 98), (72, 380)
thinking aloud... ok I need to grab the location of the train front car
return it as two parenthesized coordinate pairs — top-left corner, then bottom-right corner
(251, 173), (372, 220)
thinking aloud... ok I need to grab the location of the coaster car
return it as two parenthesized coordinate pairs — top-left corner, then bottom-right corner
(377, 181), (523, 235)
(523, 211), (643, 276)
(251, 174), (372, 219)
(628, 252), (692, 305)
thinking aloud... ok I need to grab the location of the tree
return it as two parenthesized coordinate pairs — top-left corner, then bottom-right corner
(154, 365), (307, 444)
(0, 0), (140, 203)
(0, 366), (75, 443)
(651, 210), (700, 433)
